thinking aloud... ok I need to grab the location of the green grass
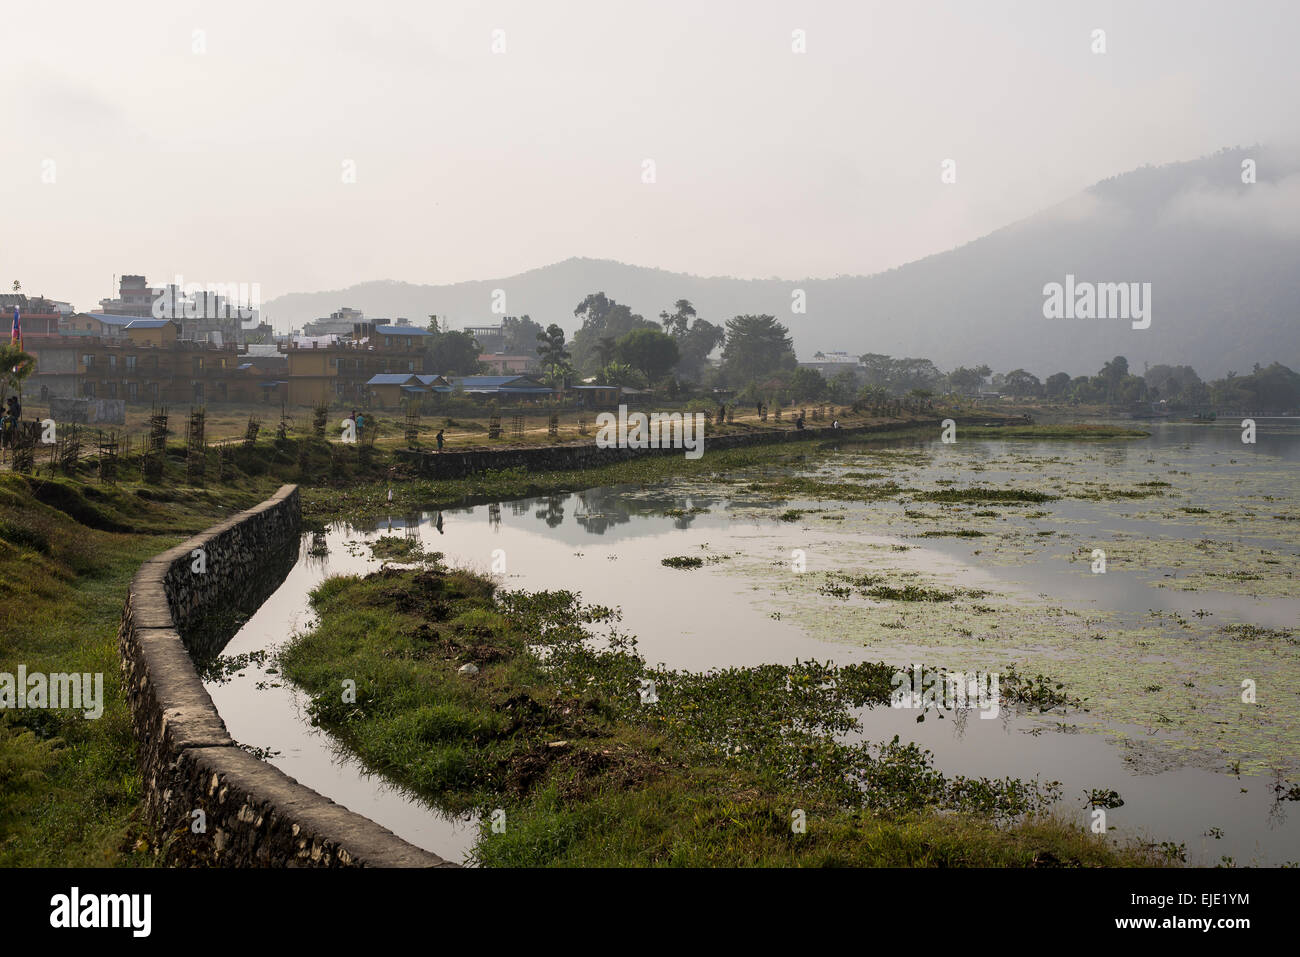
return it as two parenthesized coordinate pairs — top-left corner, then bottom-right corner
(278, 563), (1167, 867)
(0, 472), (273, 865)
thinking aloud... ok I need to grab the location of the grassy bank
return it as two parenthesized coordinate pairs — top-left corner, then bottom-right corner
(279, 560), (1168, 867)
(0, 472), (276, 865)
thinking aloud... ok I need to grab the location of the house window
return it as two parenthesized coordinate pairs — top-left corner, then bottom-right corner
(150, 383), (159, 398)
(128, 382), (138, 400)
(82, 354), (94, 368)
(83, 382), (95, 397)
(108, 355), (117, 370)
(126, 355), (137, 372)
(107, 382), (117, 398)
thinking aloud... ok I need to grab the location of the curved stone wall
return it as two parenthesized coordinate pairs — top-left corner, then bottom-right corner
(117, 484), (450, 867)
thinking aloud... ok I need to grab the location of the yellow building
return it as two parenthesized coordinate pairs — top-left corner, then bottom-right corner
(364, 373), (451, 408)
(124, 319), (179, 348)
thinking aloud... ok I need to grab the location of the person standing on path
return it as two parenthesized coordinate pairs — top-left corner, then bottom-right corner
(436, 428), (445, 452)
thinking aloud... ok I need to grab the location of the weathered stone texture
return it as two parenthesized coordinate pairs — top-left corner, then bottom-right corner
(118, 484), (450, 867)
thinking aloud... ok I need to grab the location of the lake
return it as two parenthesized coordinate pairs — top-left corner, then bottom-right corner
(206, 418), (1300, 865)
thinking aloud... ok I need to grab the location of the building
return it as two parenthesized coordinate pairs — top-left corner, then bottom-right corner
(61, 313), (154, 338)
(479, 354), (535, 375)
(449, 374), (553, 400)
(98, 275), (160, 316)
(363, 373), (451, 408)
(28, 323), (237, 404)
(799, 351), (866, 381)
(366, 323), (433, 351)
(282, 328), (433, 407)
(463, 324), (505, 353)
(0, 295), (64, 337)
(569, 384), (621, 408)
(303, 307), (365, 338)
(98, 275), (259, 344)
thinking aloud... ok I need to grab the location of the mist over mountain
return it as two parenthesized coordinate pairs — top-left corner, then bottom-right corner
(265, 147), (1300, 379)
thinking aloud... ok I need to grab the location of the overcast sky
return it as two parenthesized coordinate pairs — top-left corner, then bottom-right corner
(6, 0), (1298, 314)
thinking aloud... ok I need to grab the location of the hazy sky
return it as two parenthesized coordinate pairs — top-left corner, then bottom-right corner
(6, 0), (1298, 315)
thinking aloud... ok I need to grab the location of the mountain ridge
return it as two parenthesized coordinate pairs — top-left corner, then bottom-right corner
(264, 147), (1300, 378)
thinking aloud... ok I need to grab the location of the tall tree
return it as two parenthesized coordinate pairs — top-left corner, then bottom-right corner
(594, 336), (617, 366)
(428, 330), (483, 375)
(500, 314), (544, 354)
(536, 323), (571, 376)
(721, 315), (796, 386)
(615, 328), (679, 384)
(658, 299), (697, 337)
(571, 293), (657, 372)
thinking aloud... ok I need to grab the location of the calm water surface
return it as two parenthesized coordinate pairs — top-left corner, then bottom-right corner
(207, 419), (1300, 866)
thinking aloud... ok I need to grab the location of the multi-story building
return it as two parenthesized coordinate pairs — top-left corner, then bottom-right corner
(0, 294), (65, 336)
(27, 324), (277, 405)
(22, 310), (436, 409)
(97, 275), (161, 316)
(479, 354), (535, 374)
(302, 307), (365, 338)
(799, 351), (865, 381)
(463, 323), (505, 353)
(281, 322), (434, 407)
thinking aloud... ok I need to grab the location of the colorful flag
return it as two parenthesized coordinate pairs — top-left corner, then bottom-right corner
(10, 306), (20, 375)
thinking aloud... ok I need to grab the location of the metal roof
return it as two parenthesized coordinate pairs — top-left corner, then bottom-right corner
(375, 325), (432, 336)
(452, 375), (546, 388)
(86, 313), (153, 326)
(366, 373), (420, 385)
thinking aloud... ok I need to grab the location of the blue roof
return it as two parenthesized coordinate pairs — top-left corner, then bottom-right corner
(124, 318), (172, 329)
(366, 373), (419, 385)
(87, 313), (152, 326)
(453, 375), (544, 388)
(414, 374), (447, 386)
(375, 325), (432, 336)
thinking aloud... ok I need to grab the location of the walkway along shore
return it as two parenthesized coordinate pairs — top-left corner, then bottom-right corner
(393, 415), (1029, 480)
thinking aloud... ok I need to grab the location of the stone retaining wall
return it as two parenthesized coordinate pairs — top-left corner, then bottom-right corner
(117, 484), (450, 867)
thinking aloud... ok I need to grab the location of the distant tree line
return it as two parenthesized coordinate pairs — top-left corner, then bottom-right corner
(418, 294), (1299, 414)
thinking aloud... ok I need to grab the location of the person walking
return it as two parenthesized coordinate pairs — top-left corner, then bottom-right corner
(436, 428), (445, 452)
